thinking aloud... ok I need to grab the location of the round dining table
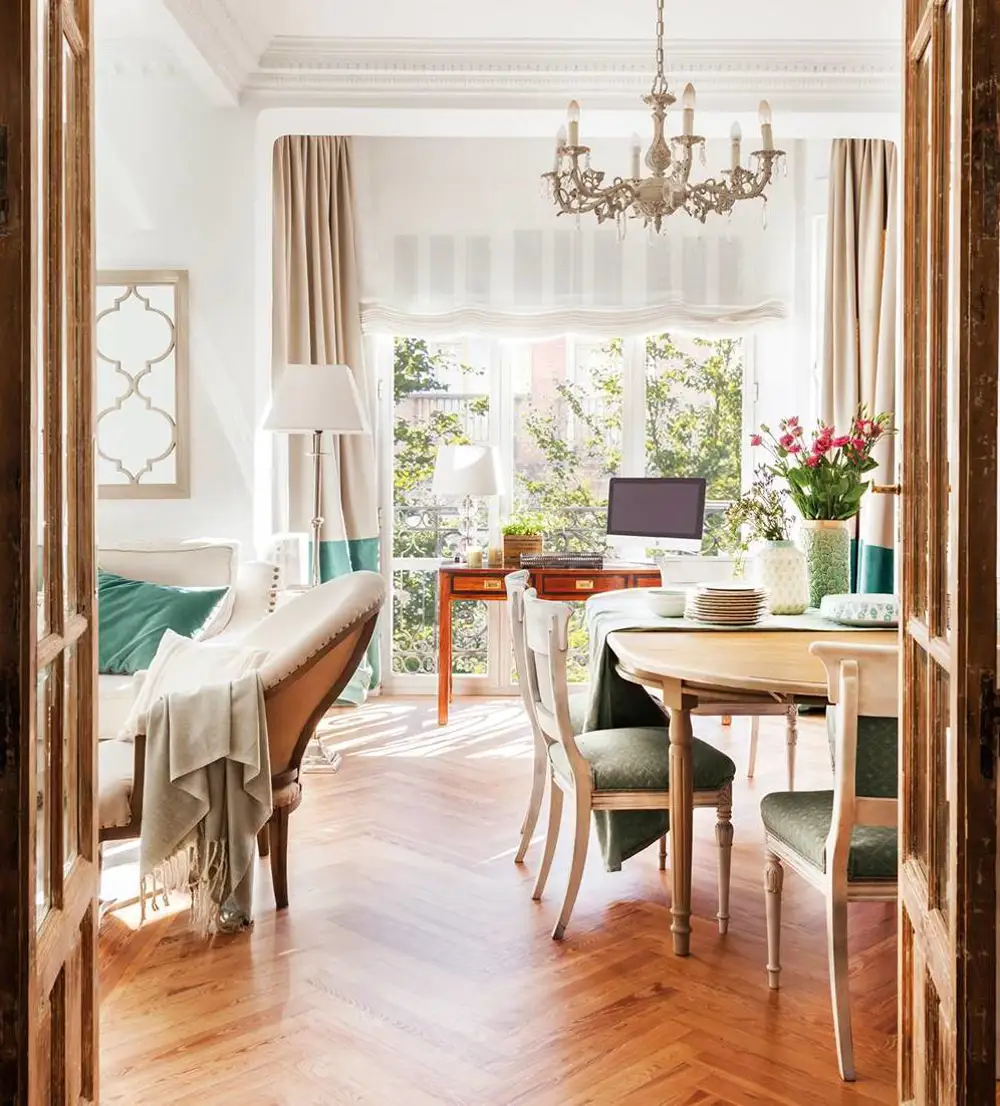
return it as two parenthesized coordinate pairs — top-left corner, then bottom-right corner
(607, 627), (897, 956)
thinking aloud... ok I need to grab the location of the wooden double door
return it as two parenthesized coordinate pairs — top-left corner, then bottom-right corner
(0, 0), (99, 1102)
(1, 0), (1000, 1102)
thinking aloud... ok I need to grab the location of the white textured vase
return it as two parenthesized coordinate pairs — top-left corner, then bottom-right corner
(751, 540), (809, 615)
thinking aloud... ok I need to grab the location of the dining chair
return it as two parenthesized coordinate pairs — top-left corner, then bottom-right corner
(522, 589), (736, 940)
(505, 570), (601, 864)
(760, 641), (898, 1082)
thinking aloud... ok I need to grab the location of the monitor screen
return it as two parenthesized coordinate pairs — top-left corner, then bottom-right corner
(606, 477), (707, 540)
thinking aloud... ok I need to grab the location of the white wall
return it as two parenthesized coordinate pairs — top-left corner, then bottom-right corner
(96, 69), (257, 550)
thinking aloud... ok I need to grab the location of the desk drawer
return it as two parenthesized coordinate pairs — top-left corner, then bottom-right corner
(449, 575), (506, 598)
(537, 574), (629, 598)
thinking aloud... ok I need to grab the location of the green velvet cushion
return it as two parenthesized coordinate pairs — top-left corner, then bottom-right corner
(549, 726), (736, 793)
(825, 709), (898, 798)
(568, 690), (589, 736)
(761, 790), (897, 881)
(97, 570), (229, 675)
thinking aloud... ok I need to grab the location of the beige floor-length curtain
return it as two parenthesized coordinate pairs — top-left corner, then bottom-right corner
(820, 138), (898, 594)
(272, 135), (379, 694)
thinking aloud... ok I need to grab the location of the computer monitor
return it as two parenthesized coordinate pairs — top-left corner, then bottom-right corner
(606, 477), (707, 553)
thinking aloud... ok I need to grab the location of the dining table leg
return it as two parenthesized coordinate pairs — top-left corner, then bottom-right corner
(667, 703), (695, 956)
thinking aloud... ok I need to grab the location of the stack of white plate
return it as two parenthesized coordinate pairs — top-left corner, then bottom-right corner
(685, 582), (769, 626)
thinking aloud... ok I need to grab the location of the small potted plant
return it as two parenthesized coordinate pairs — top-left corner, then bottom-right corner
(750, 405), (894, 606)
(722, 468), (807, 614)
(502, 511), (547, 569)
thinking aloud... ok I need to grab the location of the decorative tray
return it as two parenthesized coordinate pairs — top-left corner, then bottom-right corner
(819, 593), (899, 627)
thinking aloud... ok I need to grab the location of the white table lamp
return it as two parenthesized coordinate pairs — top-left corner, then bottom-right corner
(263, 363), (371, 588)
(432, 443), (502, 558)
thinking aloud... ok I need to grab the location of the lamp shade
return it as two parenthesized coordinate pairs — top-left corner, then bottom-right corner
(263, 364), (370, 434)
(432, 443), (502, 497)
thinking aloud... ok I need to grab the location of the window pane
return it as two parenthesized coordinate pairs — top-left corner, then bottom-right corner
(392, 337), (491, 560)
(513, 337), (623, 552)
(391, 570), (488, 677)
(644, 334), (744, 552)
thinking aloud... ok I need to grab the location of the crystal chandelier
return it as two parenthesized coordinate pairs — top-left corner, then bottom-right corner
(542, 0), (785, 232)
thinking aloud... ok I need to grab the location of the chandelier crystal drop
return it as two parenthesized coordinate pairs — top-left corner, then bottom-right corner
(542, 0), (785, 232)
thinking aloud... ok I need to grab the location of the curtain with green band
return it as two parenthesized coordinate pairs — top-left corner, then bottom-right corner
(272, 135), (380, 701)
(820, 138), (899, 595)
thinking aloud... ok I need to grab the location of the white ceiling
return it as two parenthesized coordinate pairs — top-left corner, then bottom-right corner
(265, 0), (900, 43)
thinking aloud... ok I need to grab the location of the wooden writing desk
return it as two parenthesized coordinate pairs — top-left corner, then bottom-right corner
(437, 562), (660, 725)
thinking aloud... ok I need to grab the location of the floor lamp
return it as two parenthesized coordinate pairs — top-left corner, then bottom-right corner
(264, 364), (371, 588)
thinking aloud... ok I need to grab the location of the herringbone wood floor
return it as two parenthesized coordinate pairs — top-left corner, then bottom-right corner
(99, 698), (897, 1105)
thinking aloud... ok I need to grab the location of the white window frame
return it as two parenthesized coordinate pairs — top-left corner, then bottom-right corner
(380, 330), (757, 696)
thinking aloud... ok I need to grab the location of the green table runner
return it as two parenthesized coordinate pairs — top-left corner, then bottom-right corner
(582, 590), (893, 871)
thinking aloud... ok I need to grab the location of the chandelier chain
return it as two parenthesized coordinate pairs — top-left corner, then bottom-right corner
(652, 0), (666, 94)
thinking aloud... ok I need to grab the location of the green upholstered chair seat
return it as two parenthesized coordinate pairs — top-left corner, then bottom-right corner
(825, 709), (899, 798)
(548, 726), (736, 794)
(761, 790), (897, 882)
(568, 690), (589, 736)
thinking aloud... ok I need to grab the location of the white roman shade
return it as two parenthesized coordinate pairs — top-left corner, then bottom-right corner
(353, 136), (796, 338)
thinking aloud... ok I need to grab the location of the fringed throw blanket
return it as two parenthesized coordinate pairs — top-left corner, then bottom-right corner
(139, 672), (272, 935)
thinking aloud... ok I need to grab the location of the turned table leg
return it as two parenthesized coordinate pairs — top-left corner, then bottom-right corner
(667, 704), (695, 956)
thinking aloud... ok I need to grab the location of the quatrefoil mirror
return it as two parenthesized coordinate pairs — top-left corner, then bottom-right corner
(96, 270), (189, 498)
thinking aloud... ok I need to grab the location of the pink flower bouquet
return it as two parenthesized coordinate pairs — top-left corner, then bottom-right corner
(749, 406), (893, 520)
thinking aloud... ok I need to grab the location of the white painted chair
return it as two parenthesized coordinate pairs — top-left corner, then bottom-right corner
(505, 570), (601, 864)
(760, 641), (898, 1082)
(522, 589), (736, 940)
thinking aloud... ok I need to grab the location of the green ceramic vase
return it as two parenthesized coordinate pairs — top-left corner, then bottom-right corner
(797, 520), (851, 609)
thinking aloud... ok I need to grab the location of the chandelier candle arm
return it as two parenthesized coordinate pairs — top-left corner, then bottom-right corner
(682, 83), (695, 137)
(759, 101), (774, 151)
(542, 0), (785, 231)
(567, 100), (580, 147)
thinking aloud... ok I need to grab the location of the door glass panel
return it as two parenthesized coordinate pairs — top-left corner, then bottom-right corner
(930, 661), (950, 921)
(63, 644), (78, 866)
(36, 667), (52, 926)
(60, 36), (77, 618)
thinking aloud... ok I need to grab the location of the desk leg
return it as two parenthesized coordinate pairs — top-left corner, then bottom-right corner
(668, 704), (694, 956)
(437, 585), (452, 726)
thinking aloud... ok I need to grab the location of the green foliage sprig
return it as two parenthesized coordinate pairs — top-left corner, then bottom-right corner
(721, 468), (792, 561)
(501, 511), (549, 537)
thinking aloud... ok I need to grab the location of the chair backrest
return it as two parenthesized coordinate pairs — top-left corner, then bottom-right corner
(521, 590), (589, 779)
(810, 641), (899, 881)
(241, 571), (386, 777)
(504, 570), (539, 726)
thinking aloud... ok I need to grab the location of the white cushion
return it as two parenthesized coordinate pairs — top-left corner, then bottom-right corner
(97, 540), (239, 639)
(99, 738), (136, 829)
(98, 673), (144, 740)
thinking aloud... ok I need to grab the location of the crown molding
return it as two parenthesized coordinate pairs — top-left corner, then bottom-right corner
(246, 37), (900, 111)
(161, 0), (267, 105)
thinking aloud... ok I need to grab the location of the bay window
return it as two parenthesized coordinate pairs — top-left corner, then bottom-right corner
(377, 331), (755, 693)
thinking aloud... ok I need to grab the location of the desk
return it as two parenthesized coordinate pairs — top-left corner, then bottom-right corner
(608, 627), (897, 956)
(437, 562), (660, 725)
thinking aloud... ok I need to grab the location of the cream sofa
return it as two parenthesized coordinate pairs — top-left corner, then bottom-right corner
(97, 540), (280, 739)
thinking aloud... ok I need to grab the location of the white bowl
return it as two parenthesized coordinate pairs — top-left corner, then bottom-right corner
(645, 587), (688, 618)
